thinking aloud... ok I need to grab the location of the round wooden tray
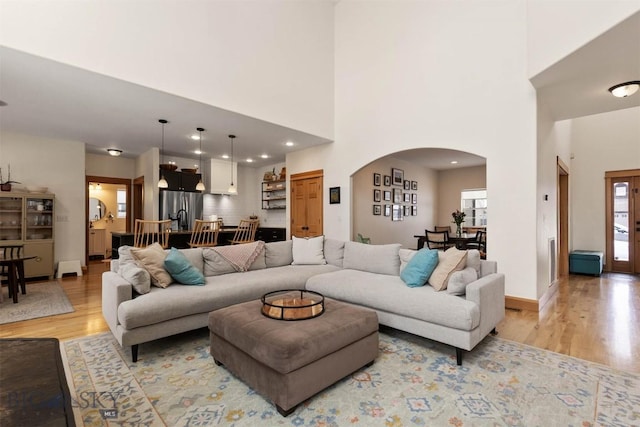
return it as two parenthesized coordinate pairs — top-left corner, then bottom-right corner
(261, 290), (324, 321)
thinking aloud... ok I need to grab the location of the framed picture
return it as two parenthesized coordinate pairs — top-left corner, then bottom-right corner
(412, 193), (417, 204)
(373, 189), (381, 202)
(403, 180), (410, 190)
(403, 193), (410, 203)
(384, 204), (391, 216)
(393, 188), (402, 203)
(383, 190), (391, 201)
(412, 205), (417, 216)
(373, 205), (381, 215)
(411, 181), (418, 190)
(383, 175), (391, 186)
(392, 204), (403, 221)
(404, 205), (411, 216)
(392, 168), (404, 186)
(329, 187), (340, 204)
(373, 173), (381, 187)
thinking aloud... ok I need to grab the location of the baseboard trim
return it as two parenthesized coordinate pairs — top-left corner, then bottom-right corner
(505, 296), (539, 312)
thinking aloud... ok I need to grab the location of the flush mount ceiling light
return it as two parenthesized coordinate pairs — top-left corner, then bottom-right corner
(608, 81), (640, 98)
(106, 148), (122, 156)
(158, 119), (169, 189)
(228, 134), (237, 194)
(196, 127), (206, 191)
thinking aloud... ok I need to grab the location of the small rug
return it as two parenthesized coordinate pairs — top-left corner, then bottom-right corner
(61, 328), (640, 426)
(0, 281), (74, 324)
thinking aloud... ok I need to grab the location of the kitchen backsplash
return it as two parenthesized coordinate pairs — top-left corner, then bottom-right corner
(202, 194), (286, 228)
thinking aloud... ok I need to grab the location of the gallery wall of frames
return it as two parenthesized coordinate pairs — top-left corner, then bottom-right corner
(372, 168), (418, 221)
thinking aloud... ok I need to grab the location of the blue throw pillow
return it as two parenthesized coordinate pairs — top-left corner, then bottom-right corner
(164, 247), (205, 286)
(400, 249), (439, 288)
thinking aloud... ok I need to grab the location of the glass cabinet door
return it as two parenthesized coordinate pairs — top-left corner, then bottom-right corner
(25, 197), (54, 240)
(0, 196), (23, 241)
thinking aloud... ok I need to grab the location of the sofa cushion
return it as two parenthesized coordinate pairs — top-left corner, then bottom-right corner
(447, 267), (478, 296)
(117, 264), (340, 329)
(177, 248), (205, 274)
(324, 238), (345, 268)
(306, 269), (480, 331)
(343, 242), (401, 276)
(428, 247), (467, 291)
(400, 249), (439, 287)
(265, 240), (293, 268)
(119, 263), (151, 294)
(164, 248), (205, 286)
(129, 243), (172, 288)
(291, 236), (326, 265)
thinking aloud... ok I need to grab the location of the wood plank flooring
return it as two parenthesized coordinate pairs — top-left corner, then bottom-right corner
(1, 262), (639, 373)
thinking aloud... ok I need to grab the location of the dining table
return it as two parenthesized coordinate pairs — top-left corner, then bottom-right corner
(414, 234), (477, 251)
(0, 250), (36, 303)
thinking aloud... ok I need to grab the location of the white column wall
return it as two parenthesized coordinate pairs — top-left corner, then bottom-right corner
(288, 1), (539, 299)
(0, 0), (335, 139)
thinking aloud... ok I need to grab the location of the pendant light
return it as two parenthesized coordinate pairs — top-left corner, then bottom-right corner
(158, 119), (169, 188)
(227, 134), (237, 194)
(195, 127), (206, 191)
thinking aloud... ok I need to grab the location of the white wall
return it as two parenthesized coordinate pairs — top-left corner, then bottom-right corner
(0, 0), (335, 139)
(526, 1), (640, 78)
(86, 153), (136, 179)
(568, 106), (640, 254)
(352, 157), (437, 248)
(0, 132), (86, 267)
(135, 148), (159, 220)
(288, 1), (539, 299)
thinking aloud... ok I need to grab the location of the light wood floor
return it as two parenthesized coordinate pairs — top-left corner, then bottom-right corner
(2, 262), (639, 373)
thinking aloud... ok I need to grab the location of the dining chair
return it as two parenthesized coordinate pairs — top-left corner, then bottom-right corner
(434, 226), (451, 233)
(466, 230), (486, 252)
(229, 219), (260, 245)
(189, 219), (222, 248)
(425, 230), (452, 251)
(133, 219), (171, 248)
(1, 245), (25, 299)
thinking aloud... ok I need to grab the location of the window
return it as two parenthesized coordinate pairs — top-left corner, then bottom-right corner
(461, 189), (487, 226)
(117, 189), (127, 219)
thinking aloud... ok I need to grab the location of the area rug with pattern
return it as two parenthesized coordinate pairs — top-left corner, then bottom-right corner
(61, 327), (640, 426)
(0, 281), (74, 324)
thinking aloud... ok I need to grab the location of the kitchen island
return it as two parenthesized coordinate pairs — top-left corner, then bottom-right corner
(111, 227), (286, 259)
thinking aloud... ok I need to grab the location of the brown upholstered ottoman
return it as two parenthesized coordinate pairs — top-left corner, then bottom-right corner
(208, 297), (379, 416)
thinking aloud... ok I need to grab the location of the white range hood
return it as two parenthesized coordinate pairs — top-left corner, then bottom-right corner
(204, 158), (238, 195)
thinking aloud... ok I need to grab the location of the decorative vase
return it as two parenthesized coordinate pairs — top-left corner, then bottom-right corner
(456, 224), (462, 237)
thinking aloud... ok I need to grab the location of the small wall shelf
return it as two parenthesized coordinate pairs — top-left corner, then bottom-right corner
(262, 180), (286, 210)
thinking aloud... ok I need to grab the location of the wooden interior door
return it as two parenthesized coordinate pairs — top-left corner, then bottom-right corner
(290, 170), (323, 238)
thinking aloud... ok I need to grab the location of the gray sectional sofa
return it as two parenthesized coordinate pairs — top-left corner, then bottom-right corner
(102, 238), (505, 364)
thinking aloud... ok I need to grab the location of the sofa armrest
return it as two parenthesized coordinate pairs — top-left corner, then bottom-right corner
(101, 271), (133, 335)
(465, 272), (505, 335)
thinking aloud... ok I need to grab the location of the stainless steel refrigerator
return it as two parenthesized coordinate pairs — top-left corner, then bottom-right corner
(159, 190), (203, 231)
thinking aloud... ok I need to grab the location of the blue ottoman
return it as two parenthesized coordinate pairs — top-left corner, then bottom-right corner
(569, 250), (603, 276)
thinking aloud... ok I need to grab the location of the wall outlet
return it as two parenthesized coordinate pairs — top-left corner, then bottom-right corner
(56, 215), (69, 222)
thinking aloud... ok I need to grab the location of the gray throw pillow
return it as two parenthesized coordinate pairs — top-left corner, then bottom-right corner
(265, 240), (293, 267)
(446, 267), (478, 296)
(119, 262), (151, 294)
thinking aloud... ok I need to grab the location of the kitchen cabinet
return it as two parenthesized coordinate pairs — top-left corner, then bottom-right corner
(262, 180), (286, 210)
(161, 169), (202, 192)
(0, 192), (55, 279)
(204, 159), (237, 195)
(89, 228), (106, 257)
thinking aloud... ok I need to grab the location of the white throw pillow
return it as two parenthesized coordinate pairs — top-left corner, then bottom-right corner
(447, 267), (478, 296)
(291, 236), (327, 265)
(118, 262), (151, 294)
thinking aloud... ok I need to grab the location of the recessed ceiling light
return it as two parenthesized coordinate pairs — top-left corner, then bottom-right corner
(450, 160), (458, 164)
(261, 154), (269, 159)
(246, 158), (254, 163)
(191, 134), (200, 140)
(608, 81), (640, 97)
(194, 150), (202, 155)
(107, 148), (122, 156)
(285, 141), (294, 147)
(222, 154), (229, 159)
